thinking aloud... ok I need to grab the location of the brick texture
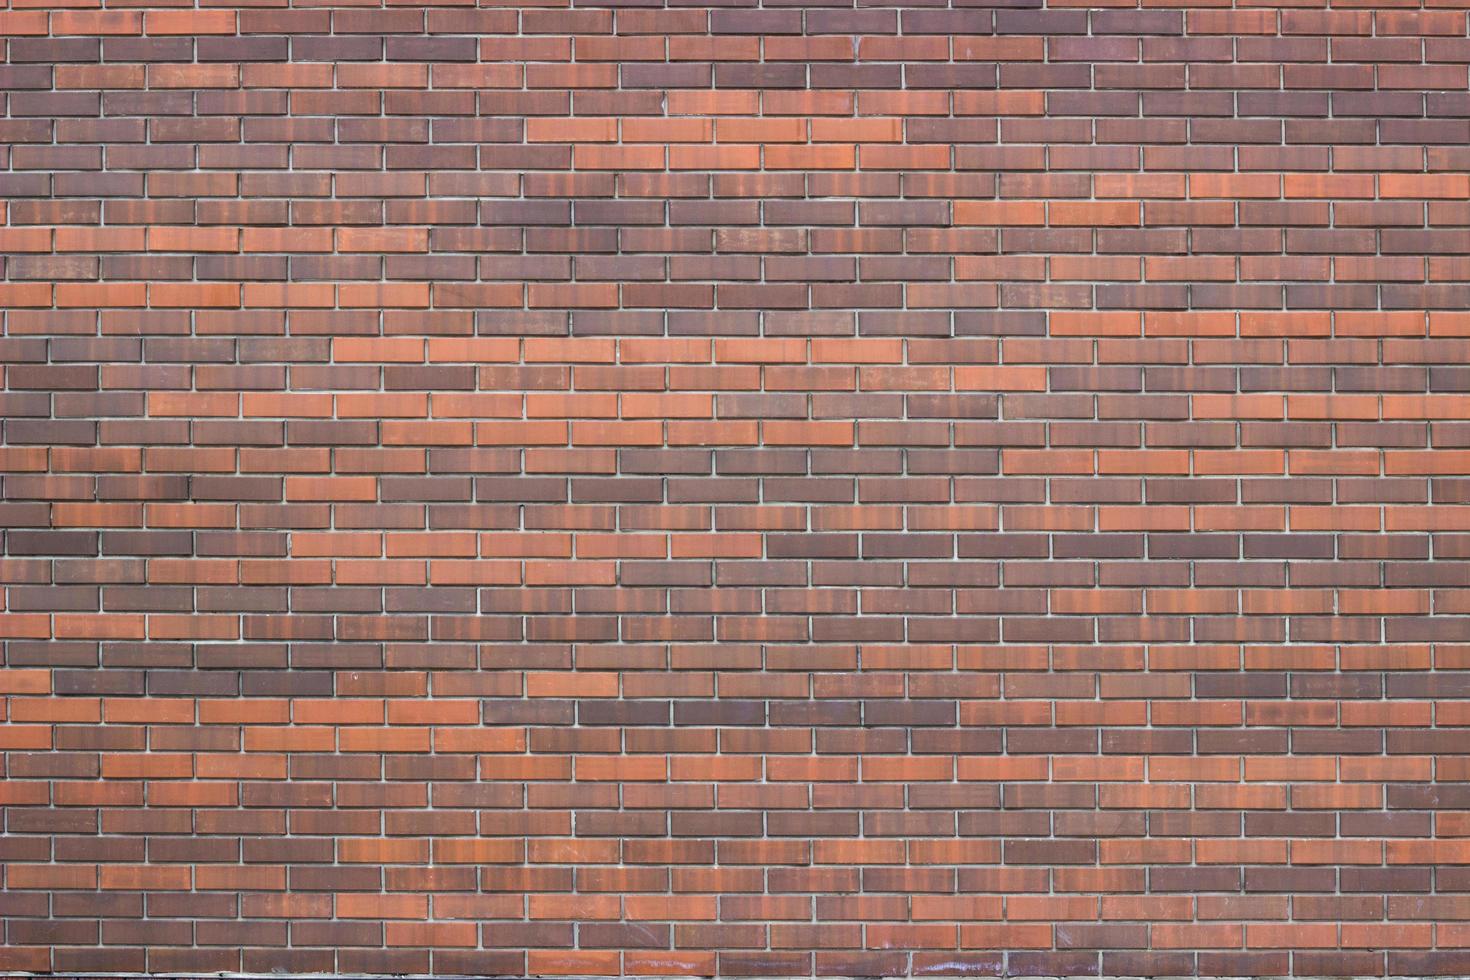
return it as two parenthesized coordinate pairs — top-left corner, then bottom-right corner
(3, 0), (1470, 977)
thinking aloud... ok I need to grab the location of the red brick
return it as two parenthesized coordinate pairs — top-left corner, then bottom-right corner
(4, 5), (1466, 976)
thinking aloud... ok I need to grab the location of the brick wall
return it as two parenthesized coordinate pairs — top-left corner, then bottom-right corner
(3, 1), (1470, 977)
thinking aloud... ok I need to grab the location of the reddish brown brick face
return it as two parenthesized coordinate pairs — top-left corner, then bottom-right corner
(3, 1), (1470, 977)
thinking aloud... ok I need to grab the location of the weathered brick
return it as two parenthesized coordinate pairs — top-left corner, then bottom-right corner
(1, 0), (1468, 976)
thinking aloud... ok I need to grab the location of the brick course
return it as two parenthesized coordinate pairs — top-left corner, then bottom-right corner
(3, 0), (1470, 976)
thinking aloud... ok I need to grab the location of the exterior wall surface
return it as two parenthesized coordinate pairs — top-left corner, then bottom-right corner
(3, 0), (1470, 976)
